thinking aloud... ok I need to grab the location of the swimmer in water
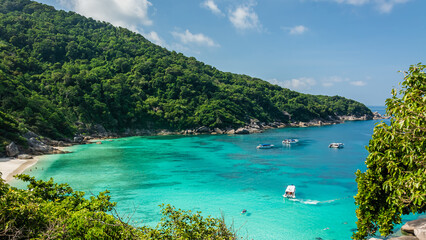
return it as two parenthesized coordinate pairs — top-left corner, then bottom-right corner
(241, 209), (247, 214)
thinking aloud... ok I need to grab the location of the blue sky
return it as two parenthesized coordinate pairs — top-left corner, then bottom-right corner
(36, 0), (425, 106)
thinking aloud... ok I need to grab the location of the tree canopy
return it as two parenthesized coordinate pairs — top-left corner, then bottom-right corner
(0, 174), (237, 239)
(353, 64), (426, 239)
(0, 0), (372, 154)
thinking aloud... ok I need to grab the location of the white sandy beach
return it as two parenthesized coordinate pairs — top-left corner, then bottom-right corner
(0, 146), (72, 183)
(0, 156), (39, 182)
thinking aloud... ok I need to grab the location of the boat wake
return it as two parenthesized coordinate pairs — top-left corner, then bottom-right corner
(287, 198), (339, 205)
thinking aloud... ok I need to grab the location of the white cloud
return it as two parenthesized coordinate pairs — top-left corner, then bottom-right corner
(350, 80), (367, 86)
(334, 0), (369, 5)
(330, 0), (410, 13)
(289, 25), (308, 35)
(62, 0), (153, 31)
(375, 0), (409, 13)
(202, 0), (223, 15)
(229, 4), (261, 31)
(270, 77), (317, 90)
(172, 30), (219, 47)
(321, 76), (349, 87)
(145, 31), (166, 47)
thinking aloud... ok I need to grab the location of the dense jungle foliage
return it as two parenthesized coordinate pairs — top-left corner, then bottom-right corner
(353, 64), (426, 239)
(0, 0), (372, 150)
(0, 174), (238, 239)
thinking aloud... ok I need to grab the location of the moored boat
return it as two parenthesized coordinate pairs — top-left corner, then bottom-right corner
(256, 144), (274, 149)
(282, 139), (299, 144)
(283, 184), (296, 198)
(329, 143), (344, 148)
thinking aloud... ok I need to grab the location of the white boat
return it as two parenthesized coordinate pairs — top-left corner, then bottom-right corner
(329, 143), (344, 148)
(282, 139), (299, 144)
(283, 184), (296, 198)
(256, 144), (274, 149)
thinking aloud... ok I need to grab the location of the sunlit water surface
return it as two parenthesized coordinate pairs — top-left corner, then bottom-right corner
(13, 107), (420, 239)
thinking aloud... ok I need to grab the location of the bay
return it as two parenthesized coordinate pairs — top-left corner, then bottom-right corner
(14, 106), (417, 239)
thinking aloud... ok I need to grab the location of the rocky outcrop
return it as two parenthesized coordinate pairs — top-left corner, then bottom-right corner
(28, 137), (54, 154)
(399, 218), (426, 240)
(73, 136), (84, 143)
(195, 126), (210, 134)
(6, 142), (19, 157)
(369, 218), (426, 240)
(415, 228), (426, 240)
(17, 154), (33, 159)
(23, 131), (38, 139)
(214, 128), (223, 134)
(373, 111), (390, 120)
(339, 114), (372, 121)
(235, 128), (249, 134)
(388, 237), (421, 240)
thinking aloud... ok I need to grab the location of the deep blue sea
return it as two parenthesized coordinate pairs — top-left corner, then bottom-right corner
(12, 106), (421, 239)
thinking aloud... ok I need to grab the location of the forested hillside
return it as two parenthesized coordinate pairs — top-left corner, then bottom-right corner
(0, 0), (372, 153)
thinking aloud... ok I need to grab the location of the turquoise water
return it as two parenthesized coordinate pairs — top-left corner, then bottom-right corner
(14, 107), (418, 239)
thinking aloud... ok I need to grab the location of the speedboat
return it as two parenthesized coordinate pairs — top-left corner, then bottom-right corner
(256, 144), (274, 149)
(282, 139), (299, 144)
(283, 184), (296, 198)
(329, 143), (344, 148)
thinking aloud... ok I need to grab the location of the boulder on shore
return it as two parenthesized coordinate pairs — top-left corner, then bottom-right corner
(73, 136), (84, 143)
(388, 236), (419, 240)
(402, 218), (426, 235)
(6, 142), (19, 157)
(28, 137), (52, 153)
(195, 126), (210, 133)
(235, 128), (249, 134)
(214, 128), (224, 134)
(415, 227), (426, 240)
(17, 154), (33, 159)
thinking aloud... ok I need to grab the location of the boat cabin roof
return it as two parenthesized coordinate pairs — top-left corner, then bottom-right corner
(285, 185), (296, 192)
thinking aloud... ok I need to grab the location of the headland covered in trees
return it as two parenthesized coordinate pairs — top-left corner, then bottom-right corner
(0, 0), (375, 157)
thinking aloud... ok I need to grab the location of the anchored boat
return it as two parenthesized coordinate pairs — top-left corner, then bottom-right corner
(256, 144), (274, 149)
(329, 143), (344, 148)
(282, 139), (299, 144)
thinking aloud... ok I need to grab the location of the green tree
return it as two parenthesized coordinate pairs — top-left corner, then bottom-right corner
(0, 174), (237, 239)
(353, 64), (426, 239)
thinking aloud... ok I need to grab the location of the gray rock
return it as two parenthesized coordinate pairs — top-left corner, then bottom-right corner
(235, 128), (249, 134)
(73, 136), (84, 143)
(196, 126), (210, 133)
(93, 124), (106, 133)
(402, 219), (426, 235)
(248, 128), (262, 134)
(415, 227), (426, 240)
(299, 122), (308, 127)
(23, 131), (38, 139)
(6, 142), (19, 157)
(17, 154), (33, 159)
(214, 128), (223, 134)
(389, 236), (419, 240)
(226, 129), (235, 134)
(28, 137), (51, 152)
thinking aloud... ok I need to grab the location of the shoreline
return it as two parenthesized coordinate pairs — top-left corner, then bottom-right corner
(0, 146), (72, 183)
(0, 157), (39, 183)
(1, 115), (388, 184)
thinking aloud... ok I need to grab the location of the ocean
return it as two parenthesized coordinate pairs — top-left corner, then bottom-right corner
(12, 106), (420, 239)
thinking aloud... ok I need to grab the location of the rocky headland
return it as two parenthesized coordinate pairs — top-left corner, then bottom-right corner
(3, 111), (389, 159)
(369, 218), (426, 240)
